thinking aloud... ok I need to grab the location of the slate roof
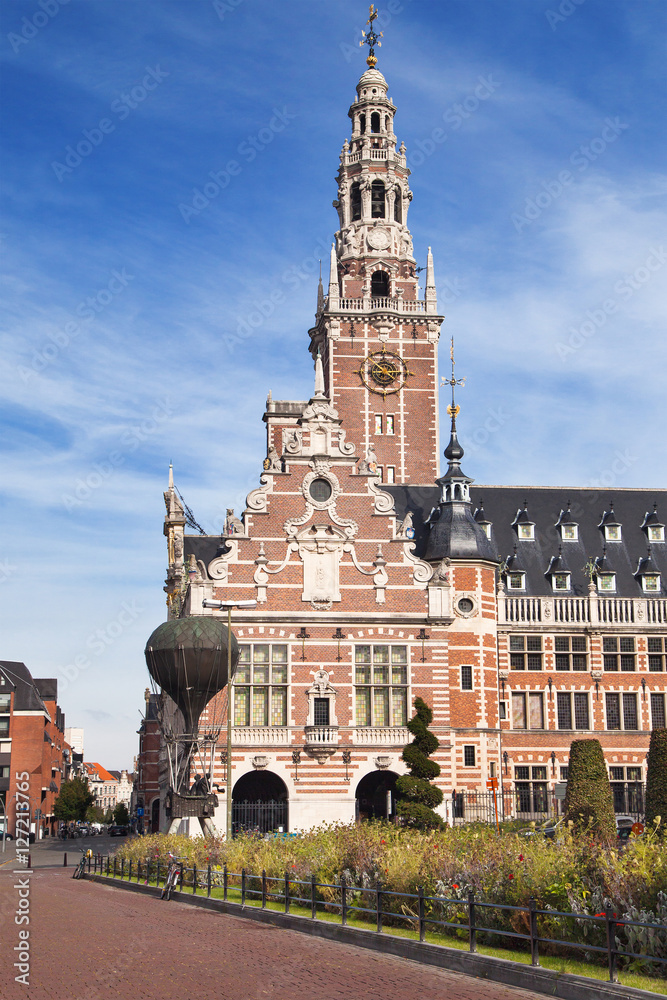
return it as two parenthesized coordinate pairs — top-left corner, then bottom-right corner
(384, 484), (667, 599)
(0, 661), (48, 714)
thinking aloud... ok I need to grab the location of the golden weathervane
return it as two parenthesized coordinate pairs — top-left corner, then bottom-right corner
(360, 5), (383, 67)
(441, 337), (466, 417)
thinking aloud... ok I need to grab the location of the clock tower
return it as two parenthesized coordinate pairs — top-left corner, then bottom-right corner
(308, 56), (444, 485)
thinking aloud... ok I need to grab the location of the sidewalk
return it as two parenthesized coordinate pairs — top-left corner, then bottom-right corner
(0, 868), (546, 1000)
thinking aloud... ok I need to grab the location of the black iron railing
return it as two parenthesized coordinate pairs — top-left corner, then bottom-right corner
(88, 853), (666, 985)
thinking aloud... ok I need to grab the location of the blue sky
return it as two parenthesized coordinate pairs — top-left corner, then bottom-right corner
(1, 0), (665, 768)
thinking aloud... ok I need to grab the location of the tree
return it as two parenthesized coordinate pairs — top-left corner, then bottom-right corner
(53, 778), (95, 822)
(564, 739), (616, 840)
(396, 697), (445, 830)
(86, 804), (105, 823)
(113, 802), (130, 826)
(645, 728), (667, 834)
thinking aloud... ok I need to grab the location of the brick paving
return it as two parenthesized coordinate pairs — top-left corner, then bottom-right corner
(0, 868), (546, 1000)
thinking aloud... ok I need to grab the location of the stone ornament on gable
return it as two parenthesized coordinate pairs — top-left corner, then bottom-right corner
(224, 508), (245, 535)
(309, 669), (336, 697)
(283, 429), (302, 455)
(246, 474), (273, 513)
(396, 511), (415, 539)
(357, 447), (379, 476)
(263, 445), (283, 472)
(367, 477), (395, 516)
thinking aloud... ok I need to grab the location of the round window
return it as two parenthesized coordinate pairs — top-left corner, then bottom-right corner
(457, 597), (474, 615)
(309, 478), (332, 504)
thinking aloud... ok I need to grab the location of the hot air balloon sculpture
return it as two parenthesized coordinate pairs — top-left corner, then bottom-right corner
(145, 616), (238, 835)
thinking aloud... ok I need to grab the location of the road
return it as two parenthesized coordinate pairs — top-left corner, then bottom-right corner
(0, 864), (549, 1000)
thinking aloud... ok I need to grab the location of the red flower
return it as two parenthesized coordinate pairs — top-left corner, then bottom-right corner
(518, 854), (524, 862)
(452, 883), (459, 889)
(381, 839), (386, 844)
(508, 873), (514, 879)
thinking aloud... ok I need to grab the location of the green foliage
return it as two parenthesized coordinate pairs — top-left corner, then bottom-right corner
(564, 739), (616, 841)
(53, 777), (94, 821)
(86, 804), (105, 823)
(396, 697), (445, 830)
(113, 802), (130, 826)
(645, 729), (667, 834)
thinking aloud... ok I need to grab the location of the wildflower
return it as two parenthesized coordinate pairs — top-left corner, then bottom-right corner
(508, 873), (514, 879)
(452, 883), (459, 890)
(518, 854), (524, 862)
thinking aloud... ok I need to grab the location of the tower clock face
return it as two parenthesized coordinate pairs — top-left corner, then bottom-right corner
(355, 348), (413, 397)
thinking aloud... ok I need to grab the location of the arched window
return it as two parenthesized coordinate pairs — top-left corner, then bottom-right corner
(359, 113), (366, 134)
(351, 182), (361, 221)
(371, 271), (389, 297)
(384, 115), (390, 131)
(370, 111), (381, 133)
(371, 181), (385, 218)
(394, 186), (402, 223)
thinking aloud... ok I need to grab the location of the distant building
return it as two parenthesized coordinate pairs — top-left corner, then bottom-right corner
(111, 769), (133, 808)
(132, 689), (161, 833)
(64, 727), (84, 756)
(0, 661), (67, 838)
(83, 762), (118, 812)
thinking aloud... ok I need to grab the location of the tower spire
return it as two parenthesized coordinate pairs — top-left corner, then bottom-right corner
(360, 5), (383, 68)
(327, 241), (339, 307)
(425, 246), (437, 313)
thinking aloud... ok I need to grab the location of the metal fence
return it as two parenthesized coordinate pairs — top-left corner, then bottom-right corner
(449, 787), (645, 825)
(90, 854), (667, 986)
(231, 799), (288, 837)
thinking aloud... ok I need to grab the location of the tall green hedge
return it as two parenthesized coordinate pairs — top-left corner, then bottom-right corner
(645, 728), (667, 834)
(564, 739), (616, 840)
(396, 697), (445, 830)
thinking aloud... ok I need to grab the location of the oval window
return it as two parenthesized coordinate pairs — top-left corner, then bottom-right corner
(457, 597), (474, 615)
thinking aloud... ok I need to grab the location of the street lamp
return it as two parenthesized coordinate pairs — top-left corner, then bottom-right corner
(202, 599), (256, 839)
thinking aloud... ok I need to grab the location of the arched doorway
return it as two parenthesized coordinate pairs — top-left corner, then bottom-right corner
(356, 770), (399, 821)
(232, 770), (288, 836)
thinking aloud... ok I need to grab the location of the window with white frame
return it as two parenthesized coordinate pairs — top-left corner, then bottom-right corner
(642, 573), (661, 593)
(386, 466), (396, 484)
(499, 700), (507, 720)
(605, 524), (622, 542)
(233, 644), (288, 727)
(557, 692), (589, 730)
(463, 745), (476, 767)
(554, 635), (587, 671)
(597, 573), (616, 593)
(0, 693), (9, 738)
(609, 765), (643, 814)
(648, 524), (665, 542)
(552, 572), (571, 591)
(510, 635), (542, 670)
(386, 415), (395, 435)
(648, 636), (666, 671)
(517, 523), (534, 540)
(560, 524), (578, 541)
(605, 692), (638, 730)
(461, 664), (473, 691)
(507, 572), (526, 590)
(603, 636), (635, 671)
(355, 645), (408, 727)
(515, 765), (548, 813)
(374, 414), (383, 435)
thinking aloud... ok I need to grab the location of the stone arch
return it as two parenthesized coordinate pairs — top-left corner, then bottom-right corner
(355, 770), (399, 821)
(371, 270), (389, 297)
(232, 769), (288, 835)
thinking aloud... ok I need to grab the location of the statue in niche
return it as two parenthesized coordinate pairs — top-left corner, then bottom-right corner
(344, 226), (359, 254)
(224, 509), (244, 535)
(263, 445), (282, 471)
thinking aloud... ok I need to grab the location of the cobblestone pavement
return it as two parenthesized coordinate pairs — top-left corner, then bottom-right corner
(0, 869), (546, 1000)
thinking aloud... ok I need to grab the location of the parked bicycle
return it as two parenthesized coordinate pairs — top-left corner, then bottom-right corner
(160, 854), (184, 900)
(72, 849), (93, 879)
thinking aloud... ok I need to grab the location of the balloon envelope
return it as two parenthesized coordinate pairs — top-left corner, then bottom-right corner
(144, 616), (239, 734)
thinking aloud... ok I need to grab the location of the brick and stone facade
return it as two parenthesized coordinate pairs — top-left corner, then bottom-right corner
(155, 60), (667, 834)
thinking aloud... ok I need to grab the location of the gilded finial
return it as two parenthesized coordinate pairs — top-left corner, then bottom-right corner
(441, 337), (466, 417)
(360, 5), (383, 67)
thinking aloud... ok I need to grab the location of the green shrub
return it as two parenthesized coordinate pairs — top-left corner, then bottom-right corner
(645, 728), (667, 835)
(564, 739), (616, 841)
(396, 697), (445, 830)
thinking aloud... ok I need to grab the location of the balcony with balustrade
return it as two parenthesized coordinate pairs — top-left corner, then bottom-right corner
(499, 594), (667, 628)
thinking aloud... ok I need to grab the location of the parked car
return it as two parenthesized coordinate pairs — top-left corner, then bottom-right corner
(0, 821), (13, 841)
(518, 818), (563, 840)
(107, 825), (128, 837)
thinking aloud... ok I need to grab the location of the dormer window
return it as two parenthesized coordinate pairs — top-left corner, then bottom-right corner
(474, 502), (492, 539)
(643, 574), (661, 593)
(508, 572), (526, 591)
(553, 572), (571, 591)
(513, 502), (535, 540)
(635, 552), (661, 594)
(597, 573), (616, 593)
(648, 525), (665, 542)
(546, 550), (571, 591)
(605, 524), (621, 542)
(556, 505), (578, 541)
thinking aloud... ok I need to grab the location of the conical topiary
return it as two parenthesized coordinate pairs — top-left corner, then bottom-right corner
(396, 697), (445, 830)
(645, 728), (667, 835)
(564, 738), (616, 840)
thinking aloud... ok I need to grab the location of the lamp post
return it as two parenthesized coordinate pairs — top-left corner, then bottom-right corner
(202, 599), (256, 840)
(1, 792), (18, 853)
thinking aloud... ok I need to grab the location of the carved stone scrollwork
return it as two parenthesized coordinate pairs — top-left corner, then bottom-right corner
(283, 429), (302, 455)
(337, 429), (356, 457)
(208, 539), (239, 582)
(402, 540), (434, 585)
(374, 756), (391, 769)
(246, 474), (273, 513)
(368, 477), (396, 514)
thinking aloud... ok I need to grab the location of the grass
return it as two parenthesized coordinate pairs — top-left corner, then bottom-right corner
(97, 865), (665, 995)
